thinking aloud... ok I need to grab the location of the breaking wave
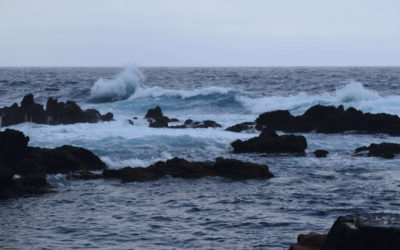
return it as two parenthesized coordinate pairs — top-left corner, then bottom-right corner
(89, 67), (400, 116)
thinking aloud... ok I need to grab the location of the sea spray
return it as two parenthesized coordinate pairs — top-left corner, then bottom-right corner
(89, 66), (144, 102)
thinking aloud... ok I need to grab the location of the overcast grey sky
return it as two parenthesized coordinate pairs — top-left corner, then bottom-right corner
(0, 0), (399, 66)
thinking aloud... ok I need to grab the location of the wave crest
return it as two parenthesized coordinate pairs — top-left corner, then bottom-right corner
(335, 81), (380, 103)
(89, 66), (144, 103)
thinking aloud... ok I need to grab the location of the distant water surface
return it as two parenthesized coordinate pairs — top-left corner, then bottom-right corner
(1, 67), (400, 249)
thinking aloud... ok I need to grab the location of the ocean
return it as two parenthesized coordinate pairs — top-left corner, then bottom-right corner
(1, 67), (400, 249)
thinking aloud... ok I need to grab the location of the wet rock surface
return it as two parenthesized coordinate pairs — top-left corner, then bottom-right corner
(324, 213), (400, 250)
(0, 129), (106, 199)
(314, 150), (329, 158)
(355, 142), (400, 159)
(288, 232), (327, 250)
(226, 122), (256, 132)
(231, 128), (307, 154)
(256, 104), (400, 135)
(103, 157), (274, 182)
(145, 106), (178, 128)
(169, 119), (222, 129)
(0, 94), (113, 127)
(145, 106), (221, 129)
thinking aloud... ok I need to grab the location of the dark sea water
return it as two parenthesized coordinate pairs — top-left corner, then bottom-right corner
(1, 67), (400, 249)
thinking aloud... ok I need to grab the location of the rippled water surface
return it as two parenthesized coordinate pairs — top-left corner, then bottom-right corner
(1, 67), (400, 249)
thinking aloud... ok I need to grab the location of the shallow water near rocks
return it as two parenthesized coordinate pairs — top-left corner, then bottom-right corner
(1, 67), (400, 249)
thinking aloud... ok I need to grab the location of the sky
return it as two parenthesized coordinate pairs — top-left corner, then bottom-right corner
(0, 0), (399, 67)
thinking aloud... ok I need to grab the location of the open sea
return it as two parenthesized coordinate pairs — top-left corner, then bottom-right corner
(1, 67), (400, 249)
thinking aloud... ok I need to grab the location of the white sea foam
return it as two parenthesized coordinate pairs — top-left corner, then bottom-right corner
(101, 151), (174, 169)
(89, 66), (238, 103)
(129, 85), (236, 100)
(237, 81), (400, 115)
(335, 81), (380, 103)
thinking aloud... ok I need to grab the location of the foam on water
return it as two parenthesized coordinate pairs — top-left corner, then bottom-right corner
(237, 81), (400, 115)
(87, 67), (400, 116)
(89, 66), (144, 102)
(89, 66), (240, 104)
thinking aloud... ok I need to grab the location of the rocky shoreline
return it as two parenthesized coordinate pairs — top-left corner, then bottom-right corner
(2, 95), (400, 249)
(289, 213), (400, 250)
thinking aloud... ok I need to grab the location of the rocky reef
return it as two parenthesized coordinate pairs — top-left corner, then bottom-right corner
(231, 128), (307, 154)
(0, 129), (106, 199)
(255, 104), (400, 135)
(289, 213), (400, 250)
(0, 94), (113, 127)
(355, 142), (400, 159)
(103, 157), (273, 182)
(145, 106), (221, 129)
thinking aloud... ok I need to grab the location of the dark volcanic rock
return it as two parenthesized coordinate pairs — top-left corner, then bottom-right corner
(355, 142), (400, 159)
(0, 129), (29, 163)
(256, 104), (400, 135)
(144, 106), (220, 129)
(231, 128), (307, 154)
(2, 129), (106, 176)
(323, 213), (400, 250)
(145, 106), (163, 119)
(46, 98), (113, 124)
(0, 94), (113, 127)
(68, 170), (103, 180)
(103, 157), (274, 182)
(145, 106), (177, 128)
(226, 122), (255, 132)
(313, 150), (329, 158)
(0, 129), (106, 198)
(0, 173), (50, 200)
(39, 145), (107, 174)
(288, 232), (327, 250)
(169, 119), (222, 129)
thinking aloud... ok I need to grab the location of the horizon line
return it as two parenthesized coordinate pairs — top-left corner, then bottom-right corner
(0, 65), (399, 68)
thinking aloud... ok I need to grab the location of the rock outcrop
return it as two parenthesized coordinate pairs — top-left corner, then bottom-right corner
(103, 157), (274, 182)
(231, 128), (307, 154)
(0, 129), (106, 199)
(169, 119), (221, 129)
(355, 142), (400, 159)
(0, 94), (113, 127)
(288, 232), (327, 250)
(144, 106), (221, 129)
(289, 213), (400, 250)
(145, 106), (178, 128)
(256, 104), (400, 136)
(313, 150), (329, 158)
(324, 213), (400, 250)
(226, 122), (256, 132)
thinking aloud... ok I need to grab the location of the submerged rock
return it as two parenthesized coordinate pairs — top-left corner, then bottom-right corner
(324, 213), (400, 250)
(231, 128), (307, 154)
(256, 104), (400, 135)
(313, 150), (329, 158)
(144, 106), (221, 129)
(103, 157), (274, 182)
(169, 119), (221, 129)
(355, 142), (400, 159)
(0, 94), (113, 127)
(226, 122), (256, 133)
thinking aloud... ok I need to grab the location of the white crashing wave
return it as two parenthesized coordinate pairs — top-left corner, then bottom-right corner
(89, 66), (238, 103)
(237, 81), (400, 115)
(89, 66), (145, 102)
(335, 81), (380, 103)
